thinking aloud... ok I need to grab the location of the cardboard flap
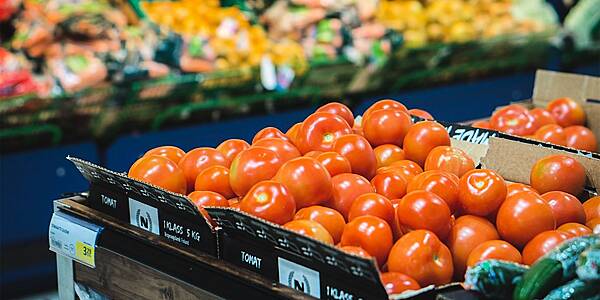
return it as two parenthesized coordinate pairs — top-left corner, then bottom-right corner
(584, 100), (600, 147)
(481, 137), (600, 192)
(532, 70), (600, 106)
(451, 139), (488, 166)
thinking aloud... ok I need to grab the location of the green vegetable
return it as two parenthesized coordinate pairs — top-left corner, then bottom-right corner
(464, 259), (529, 300)
(66, 55), (90, 73)
(543, 278), (600, 300)
(576, 242), (600, 280)
(188, 37), (205, 58)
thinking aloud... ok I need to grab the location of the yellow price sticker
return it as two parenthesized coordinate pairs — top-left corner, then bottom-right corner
(75, 241), (95, 267)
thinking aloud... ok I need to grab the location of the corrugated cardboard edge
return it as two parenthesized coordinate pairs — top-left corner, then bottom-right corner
(451, 139), (488, 166)
(532, 70), (600, 106)
(481, 137), (600, 192)
(585, 101), (600, 147)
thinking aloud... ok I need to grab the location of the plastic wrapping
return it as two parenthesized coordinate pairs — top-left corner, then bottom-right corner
(464, 259), (529, 300)
(545, 235), (600, 278)
(576, 242), (600, 281)
(543, 279), (600, 300)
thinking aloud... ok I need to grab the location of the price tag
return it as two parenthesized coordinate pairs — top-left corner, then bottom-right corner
(49, 212), (102, 268)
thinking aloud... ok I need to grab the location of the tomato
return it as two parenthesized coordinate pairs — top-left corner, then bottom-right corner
(362, 99), (408, 121)
(530, 108), (556, 131)
(522, 230), (570, 265)
(315, 152), (352, 177)
(447, 215), (500, 277)
(340, 215), (394, 266)
(329, 173), (375, 219)
(283, 220), (334, 245)
(188, 191), (229, 208)
(387, 160), (424, 178)
(496, 192), (556, 248)
(583, 196), (600, 222)
(253, 138), (301, 162)
(273, 157), (332, 209)
(371, 171), (409, 200)
(252, 127), (291, 144)
(408, 108), (433, 120)
(489, 104), (536, 136)
(506, 183), (538, 198)
(534, 124), (567, 146)
(557, 222), (592, 237)
(458, 169), (507, 216)
(178, 147), (228, 191)
(403, 121), (451, 167)
(564, 126), (597, 152)
(387, 230), (453, 286)
(530, 154), (586, 196)
(285, 122), (302, 146)
(129, 156), (187, 194)
(333, 134), (377, 179)
(296, 112), (352, 154)
(540, 191), (586, 226)
(546, 97), (586, 127)
(471, 120), (491, 129)
(374, 144), (405, 169)
(407, 170), (459, 212)
(239, 181), (296, 224)
(363, 109), (413, 147)
(586, 217), (600, 234)
(466, 240), (522, 267)
(315, 102), (354, 127)
(216, 139), (250, 166)
(295, 206), (345, 243)
(396, 190), (452, 240)
(348, 193), (395, 227)
(424, 146), (475, 178)
(304, 151), (323, 158)
(380, 272), (421, 295)
(194, 165), (235, 199)
(229, 147), (283, 197)
(144, 146), (185, 164)
(338, 246), (371, 258)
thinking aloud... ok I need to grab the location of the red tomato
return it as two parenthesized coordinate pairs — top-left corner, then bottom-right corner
(458, 169), (507, 216)
(424, 146), (475, 178)
(348, 193), (395, 227)
(363, 109), (413, 147)
(447, 215), (500, 277)
(178, 148), (228, 191)
(541, 191), (586, 226)
(229, 147), (283, 197)
(333, 134), (377, 179)
(564, 126), (597, 152)
(387, 160), (424, 178)
(239, 181), (296, 224)
(387, 230), (453, 286)
(547, 97), (586, 127)
(194, 165), (235, 199)
(408, 108), (433, 120)
(285, 122), (302, 146)
(216, 139), (250, 166)
(380, 272), (421, 295)
(188, 191), (229, 208)
(304, 150), (323, 158)
(253, 138), (301, 162)
(340, 215), (394, 266)
(466, 240), (522, 267)
(534, 124), (567, 146)
(144, 146), (185, 164)
(489, 104), (536, 136)
(283, 220), (334, 245)
(583, 196), (600, 222)
(252, 127), (291, 144)
(407, 170), (459, 212)
(374, 144), (406, 169)
(315, 102), (354, 127)
(228, 198), (240, 208)
(506, 183), (538, 198)
(586, 217), (600, 233)
(530, 155), (586, 196)
(296, 112), (352, 154)
(315, 152), (352, 177)
(496, 192), (556, 248)
(472, 120), (491, 129)
(338, 246), (371, 258)
(329, 173), (375, 219)
(371, 171), (409, 200)
(273, 157), (332, 209)
(522, 230), (570, 265)
(363, 99), (408, 121)
(403, 121), (451, 167)
(295, 206), (346, 243)
(396, 190), (452, 240)
(557, 222), (592, 237)
(129, 155), (187, 194)
(530, 108), (556, 131)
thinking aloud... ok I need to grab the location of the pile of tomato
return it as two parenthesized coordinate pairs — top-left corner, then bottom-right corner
(473, 97), (597, 152)
(127, 99), (600, 296)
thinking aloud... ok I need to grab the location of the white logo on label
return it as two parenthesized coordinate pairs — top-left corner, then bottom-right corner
(128, 198), (160, 235)
(278, 257), (320, 298)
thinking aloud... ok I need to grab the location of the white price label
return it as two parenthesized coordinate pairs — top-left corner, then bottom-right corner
(49, 212), (102, 267)
(278, 257), (321, 298)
